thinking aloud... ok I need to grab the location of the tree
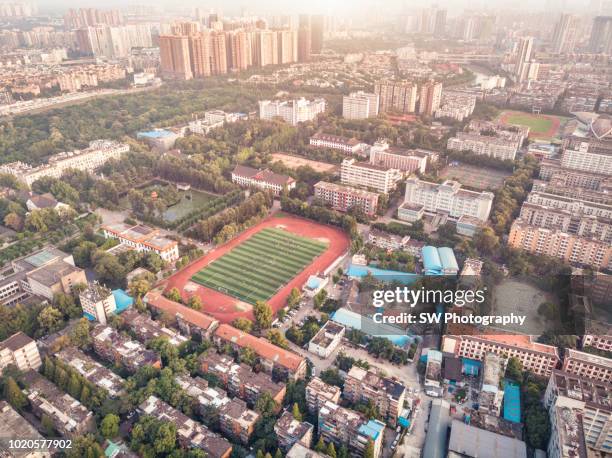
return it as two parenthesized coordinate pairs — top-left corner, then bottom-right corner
(287, 287), (301, 308)
(364, 440), (375, 458)
(267, 329), (288, 349)
(292, 402), (302, 422)
(165, 287), (182, 303)
(54, 292), (81, 318)
(232, 317), (253, 333)
(66, 435), (104, 458)
(187, 295), (202, 311)
(4, 212), (23, 231)
(326, 442), (337, 458)
(37, 306), (64, 335)
(253, 301), (273, 329)
(314, 437), (325, 453)
(505, 357), (523, 383)
(474, 227), (500, 255)
(4, 377), (27, 410)
(129, 278), (152, 299)
(240, 347), (257, 366)
(313, 289), (328, 309)
(255, 392), (277, 417)
(41, 413), (55, 436)
(100, 413), (120, 439)
(537, 301), (558, 321)
(69, 318), (91, 348)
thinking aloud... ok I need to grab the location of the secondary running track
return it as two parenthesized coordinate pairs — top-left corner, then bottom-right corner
(162, 215), (350, 323)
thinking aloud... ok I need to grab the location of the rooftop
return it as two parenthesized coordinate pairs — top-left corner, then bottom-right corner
(232, 164), (294, 187)
(549, 369), (611, 410)
(565, 348), (612, 368)
(449, 420), (527, 458)
(0, 331), (34, 352)
(145, 290), (219, 332)
(314, 181), (379, 198)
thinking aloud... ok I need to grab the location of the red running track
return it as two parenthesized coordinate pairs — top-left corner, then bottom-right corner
(162, 215), (350, 323)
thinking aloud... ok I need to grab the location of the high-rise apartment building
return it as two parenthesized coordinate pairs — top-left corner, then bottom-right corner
(255, 30), (278, 67)
(342, 91), (379, 119)
(188, 33), (212, 77)
(514, 36), (534, 82)
(418, 80), (443, 116)
(434, 9), (447, 36)
(228, 30), (252, 70)
(297, 27), (311, 62)
(210, 31), (228, 75)
(277, 29), (298, 64)
(160, 34), (193, 80)
(589, 16), (612, 54)
(310, 15), (324, 54)
(375, 80), (418, 114)
(551, 14), (580, 54)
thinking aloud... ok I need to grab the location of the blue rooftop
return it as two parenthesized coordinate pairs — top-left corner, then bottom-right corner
(306, 276), (322, 289)
(331, 307), (414, 347)
(346, 263), (419, 284)
(137, 129), (173, 138)
(422, 246), (458, 275)
(112, 289), (133, 313)
(358, 419), (385, 440)
(503, 380), (521, 423)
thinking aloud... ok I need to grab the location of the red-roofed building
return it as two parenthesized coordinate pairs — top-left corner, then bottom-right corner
(213, 324), (307, 380)
(145, 291), (219, 339)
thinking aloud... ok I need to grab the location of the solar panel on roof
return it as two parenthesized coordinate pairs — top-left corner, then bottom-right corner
(24, 250), (57, 267)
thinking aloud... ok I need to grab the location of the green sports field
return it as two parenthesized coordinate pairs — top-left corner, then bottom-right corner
(191, 228), (327, 305)
(503, 113), (553, 133)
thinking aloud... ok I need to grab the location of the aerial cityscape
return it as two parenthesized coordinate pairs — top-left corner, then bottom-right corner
(0, 0), (610, 457)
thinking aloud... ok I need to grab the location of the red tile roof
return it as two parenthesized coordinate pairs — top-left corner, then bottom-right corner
(145, 291), (218, 332)
(214, 324), (305, 372)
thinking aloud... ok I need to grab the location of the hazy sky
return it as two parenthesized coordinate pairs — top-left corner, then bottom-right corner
(35, 0), (596, 15)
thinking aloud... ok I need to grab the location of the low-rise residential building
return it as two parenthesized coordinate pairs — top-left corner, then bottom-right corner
(305, 377), (341, 414)
(121, 309), (189, 347)
(342, 91), (379, 119)
(0, 400), (50, 458)
(367, 228), (411, 250)
(79, 282), (116, 325)
(313, 181), (379, 217)
(308, 321), (345, 359)
(145, 291), (219, 339)
(231, 164), (296, 196)
(138, 396), (232, 458)
(26, 192), (70, 212)
(435, 91), (476, 122)
(442, 334), (560, 377)
(424, 349), (443, 398)
(561, 349), (612, 383)
(174, 373), (259, 445)
(199, 351), (286, 405)
(309, 132), (367, 155)
(399, 177), (494, 223)
(219, 398), (259, 445)
(368, 140), (437, 175)
(56, 347), (125, 398)
(259, 98), (325, 125)
(101, 222), (179, 262)
(582, 334), (612, 352)
(343, 366), (407, 427)
(286, 443), (325, 458)
(23, 370), (96, 438)
(318, 401), (385, 458)
(478, 353), (506, 417)
(91, 325), (161, 373)
(544, 369), (611, 455)
(0, 332), (41, 372)
(1, 248), (86, 306)
(0, 140), (129, 188)
(447, 121), (528, 161)
(340, 158), (402, 194)
(274, 411), (314, 451)
(213, 324), (307, 380)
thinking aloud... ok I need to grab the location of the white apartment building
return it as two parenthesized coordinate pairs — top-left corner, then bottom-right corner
(259, 98), (326, 125)
(0, 332), (42, 372)
(342, 91), (379, 119)
(79, 283), (117, 325)
(369, 140), (437, 174)
(308, 321), (345, 359)
(309, 132), (367, 155)
(0, 140), (129, 187)
(340, 158), (402, 194)
(399, 177), (494, 222)
(442, 334), (560, 377)
(560, 145), (612, 176)
(101, 222), (179, 262)
(231, 164), (296, 196)
(544, 369), (611, 455)
(435, 91), (476, 122)
(314, 181), (379, 217)
(562, 349), (612, 383)
(447, 132), (520, 161)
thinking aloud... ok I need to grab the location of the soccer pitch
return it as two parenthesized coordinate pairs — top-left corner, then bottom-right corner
(191, 227), (328, 305)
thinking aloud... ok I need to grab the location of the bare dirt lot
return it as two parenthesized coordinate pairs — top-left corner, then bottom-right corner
(271, 153), (338, 173)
